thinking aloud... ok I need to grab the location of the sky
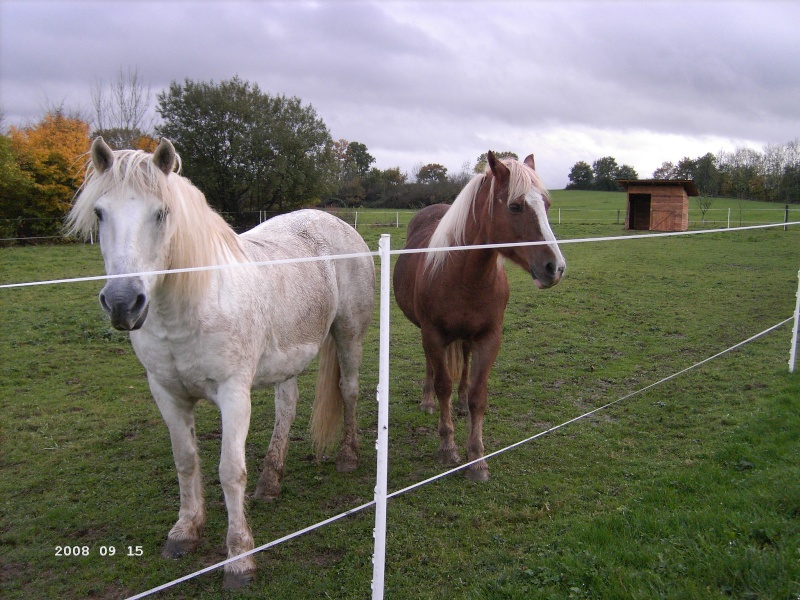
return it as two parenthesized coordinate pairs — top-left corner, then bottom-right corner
(1, 0), (798, 189)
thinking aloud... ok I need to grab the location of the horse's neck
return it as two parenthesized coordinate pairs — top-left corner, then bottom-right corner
(454, 195), (501, 281)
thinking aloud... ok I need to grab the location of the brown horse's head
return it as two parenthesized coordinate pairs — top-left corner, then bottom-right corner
(486, 151), (566, 289)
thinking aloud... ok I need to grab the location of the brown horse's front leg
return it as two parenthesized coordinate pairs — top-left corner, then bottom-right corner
(423, 333), (460, 465)
(464, 336), (501, 482)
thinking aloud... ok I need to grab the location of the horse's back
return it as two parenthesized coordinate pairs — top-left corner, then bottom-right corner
(393, 204), (449, 327)
(243, 209), (374, 323)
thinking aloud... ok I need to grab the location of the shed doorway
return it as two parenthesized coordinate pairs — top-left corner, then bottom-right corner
(629, 193), (651, 230)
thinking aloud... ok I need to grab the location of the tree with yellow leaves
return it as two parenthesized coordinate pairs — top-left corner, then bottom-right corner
(4, 107), (90, 241)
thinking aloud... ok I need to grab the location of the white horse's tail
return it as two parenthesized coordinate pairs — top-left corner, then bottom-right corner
(310, 334), (344, 461)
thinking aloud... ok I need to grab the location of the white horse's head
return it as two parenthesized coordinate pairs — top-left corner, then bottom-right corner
(90, 137), (177, 330)
(68, 138), (245, 331)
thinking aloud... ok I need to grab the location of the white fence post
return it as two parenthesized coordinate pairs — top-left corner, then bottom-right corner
(372, 234), (391, 598)
(790, 269), (800, 373)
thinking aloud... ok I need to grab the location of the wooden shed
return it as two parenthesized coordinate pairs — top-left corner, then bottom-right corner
(617, 179), (698, 232)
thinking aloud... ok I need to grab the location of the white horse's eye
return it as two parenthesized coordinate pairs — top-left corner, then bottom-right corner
(94, 207), (104, 222)
(156, 209), (168, 224)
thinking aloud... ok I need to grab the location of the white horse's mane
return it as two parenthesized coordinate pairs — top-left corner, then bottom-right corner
(425, 157), (547, 273)
(67, 148), (245, 300)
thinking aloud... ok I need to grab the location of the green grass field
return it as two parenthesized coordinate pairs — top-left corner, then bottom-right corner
(1, 201), (799, 599)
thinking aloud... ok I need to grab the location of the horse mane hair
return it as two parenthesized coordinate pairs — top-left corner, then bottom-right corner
(66, 148), (246, 300)
(425, 157), (546, 273)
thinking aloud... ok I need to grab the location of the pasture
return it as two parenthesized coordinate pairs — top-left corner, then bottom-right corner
(1, 209), (799, 599)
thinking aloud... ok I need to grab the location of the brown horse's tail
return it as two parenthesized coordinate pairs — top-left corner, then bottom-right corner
(445, 340), (465, 382)
(310, 334), (343, 461)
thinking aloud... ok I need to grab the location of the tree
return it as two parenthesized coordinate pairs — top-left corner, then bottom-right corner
(652, 161), (677, 179)
(6, 107), (90, 239)
(347, 141), (375, 177)
(616, 164), (638, 181)
(326, 139), (377, 206)
(0, 134), (36, 240)
(91, 67), (157, 150)
(416, 163), (448, 184)
(693, 153), (721, 196)
(566, 161), (593, 190)
(592, 156), (620, 191)
(157, 77), (334, 222)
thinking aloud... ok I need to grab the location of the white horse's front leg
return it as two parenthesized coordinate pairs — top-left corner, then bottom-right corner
(150, 378), (205, 559)
(217, 383), (256, 589)
(254, 378), (298, 501)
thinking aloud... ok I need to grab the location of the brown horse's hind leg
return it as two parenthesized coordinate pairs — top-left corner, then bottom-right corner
(456, 342), (471, 416)
(420, 357), (436, 414)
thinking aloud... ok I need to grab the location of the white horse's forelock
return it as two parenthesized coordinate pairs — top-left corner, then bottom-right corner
(67, 148), (245, 301)
(425, 158), (547, 273)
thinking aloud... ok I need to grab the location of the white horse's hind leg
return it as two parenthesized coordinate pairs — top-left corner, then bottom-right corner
(254, 378), (298, 501)
(151, 380), (205, 559)
(333, 336), (362, 473)
(217, 384), (256, 589)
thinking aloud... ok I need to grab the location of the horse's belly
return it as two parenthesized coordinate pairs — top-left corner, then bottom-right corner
(252, 342), (320, 387)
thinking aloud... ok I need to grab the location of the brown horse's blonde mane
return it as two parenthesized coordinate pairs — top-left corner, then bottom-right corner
(425, 158), (546, 273)
(67, 148), (246, 300)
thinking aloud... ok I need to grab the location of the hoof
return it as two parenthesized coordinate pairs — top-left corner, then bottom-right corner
(465, 465), (490, 482)
(438, 448), (461, 466)
(335, 455), (359, 473)
(254, 471), (282, 501)
(222, 569), (255, 590)
(456, 403), (469, 417)
(162, 537), (198, 559)
(420, 402), (436, 415)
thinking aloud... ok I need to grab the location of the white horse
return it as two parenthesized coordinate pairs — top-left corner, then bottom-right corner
(67, 137), (375, 588)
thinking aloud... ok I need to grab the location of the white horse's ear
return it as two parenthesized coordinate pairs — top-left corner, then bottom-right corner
(524, 154), (536, 170)
(91, 137), (114, 174)
(153, 138), (177, 175)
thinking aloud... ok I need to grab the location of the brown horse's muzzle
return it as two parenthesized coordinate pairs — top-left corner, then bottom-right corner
(530, 252), (566, 289)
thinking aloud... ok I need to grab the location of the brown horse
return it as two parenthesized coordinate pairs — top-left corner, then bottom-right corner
(393, 151), (565, 481)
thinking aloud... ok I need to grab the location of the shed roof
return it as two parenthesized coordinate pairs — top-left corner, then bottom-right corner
(616, 179), (698, 196)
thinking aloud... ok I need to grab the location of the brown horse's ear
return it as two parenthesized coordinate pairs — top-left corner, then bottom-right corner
(524, 154), (535, 170)
(487, 151), (509, 180)
(153, 138), (177, 175)
(91, 137), (114, 174)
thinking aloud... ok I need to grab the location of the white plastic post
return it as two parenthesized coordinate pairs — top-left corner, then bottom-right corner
(371, 234), (391, 598)
(727, 208), (731, 229)
(354, 211), (358, 230)
(790, 269), (800, 373)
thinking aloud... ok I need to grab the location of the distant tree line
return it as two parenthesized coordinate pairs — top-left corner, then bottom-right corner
(567, 144), (800, 203)
(650, 144), (800, 202)
(4, 69), (798, 243)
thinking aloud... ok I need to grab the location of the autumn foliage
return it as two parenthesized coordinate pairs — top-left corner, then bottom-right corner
(2, 109), (91, 242)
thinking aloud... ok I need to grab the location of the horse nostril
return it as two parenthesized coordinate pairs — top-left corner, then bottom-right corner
(99, 292), (110, 314)
(132, 293), (147, 313)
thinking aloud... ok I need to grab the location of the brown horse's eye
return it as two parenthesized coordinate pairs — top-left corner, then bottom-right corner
(509, 202), (524, 214)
